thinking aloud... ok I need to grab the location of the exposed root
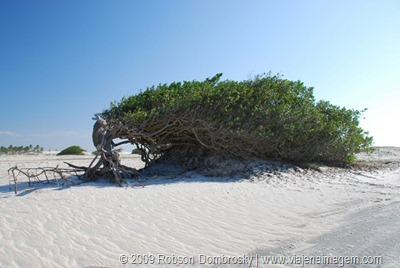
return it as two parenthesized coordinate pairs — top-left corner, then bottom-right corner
(7, 116), (140, 193)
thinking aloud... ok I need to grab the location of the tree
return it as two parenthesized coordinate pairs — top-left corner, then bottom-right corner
(77, 73), (372, 184)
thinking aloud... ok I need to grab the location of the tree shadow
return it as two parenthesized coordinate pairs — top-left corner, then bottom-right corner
(1, 158), (297, 197)
(0, 176), (83, 196)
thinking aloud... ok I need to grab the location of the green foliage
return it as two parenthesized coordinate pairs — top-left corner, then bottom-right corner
(0, 145), (44, 154)
(131, 148), (141, 155)
(102, 73), (373, 163)
(92, 150), (100, 156)
(57, 145), (85, 156)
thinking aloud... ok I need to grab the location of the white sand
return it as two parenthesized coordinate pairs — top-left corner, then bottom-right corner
(1, 148), (399, 267)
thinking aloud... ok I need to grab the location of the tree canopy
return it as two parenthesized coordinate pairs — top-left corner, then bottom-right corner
(101, 73), (372, 165)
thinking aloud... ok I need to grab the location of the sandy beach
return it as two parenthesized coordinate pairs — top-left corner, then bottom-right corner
(1, 148), (399, 267)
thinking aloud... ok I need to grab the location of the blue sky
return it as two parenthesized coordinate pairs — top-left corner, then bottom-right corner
(1, 0), (399, 150)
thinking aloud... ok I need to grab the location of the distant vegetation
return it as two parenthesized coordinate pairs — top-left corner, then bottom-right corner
(0, 145), (44, 155)
(102, 73), (373, 164)
(131, 148), (142, 155)
(57, 146), (85, 156)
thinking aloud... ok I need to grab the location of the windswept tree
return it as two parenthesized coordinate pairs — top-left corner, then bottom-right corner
(81, 73), (373, 184)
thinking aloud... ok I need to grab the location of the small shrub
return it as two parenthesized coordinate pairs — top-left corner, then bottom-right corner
(57, 146), (85, 156)
(131, 148), (141, 155)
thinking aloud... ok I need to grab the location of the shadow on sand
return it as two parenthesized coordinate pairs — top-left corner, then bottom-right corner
(0, 158), (296, 196)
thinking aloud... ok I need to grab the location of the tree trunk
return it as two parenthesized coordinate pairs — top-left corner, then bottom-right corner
(82, 116), (138, 185)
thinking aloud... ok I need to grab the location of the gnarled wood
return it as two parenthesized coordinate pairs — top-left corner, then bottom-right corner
(83, 115), (139, 185)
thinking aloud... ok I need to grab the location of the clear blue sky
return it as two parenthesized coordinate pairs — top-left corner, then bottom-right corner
(1, 0), (399, 150)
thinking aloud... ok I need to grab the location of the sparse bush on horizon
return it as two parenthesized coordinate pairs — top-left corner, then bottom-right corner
(101, 73), (373, 164)
(131, 148), (141, 155)
(57, 145), (85, 156)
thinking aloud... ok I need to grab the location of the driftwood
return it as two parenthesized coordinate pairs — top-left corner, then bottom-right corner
(8, 165), (81, 194)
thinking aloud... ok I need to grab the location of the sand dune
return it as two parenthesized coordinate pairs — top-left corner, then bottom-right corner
(1, 148), (399, 267)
